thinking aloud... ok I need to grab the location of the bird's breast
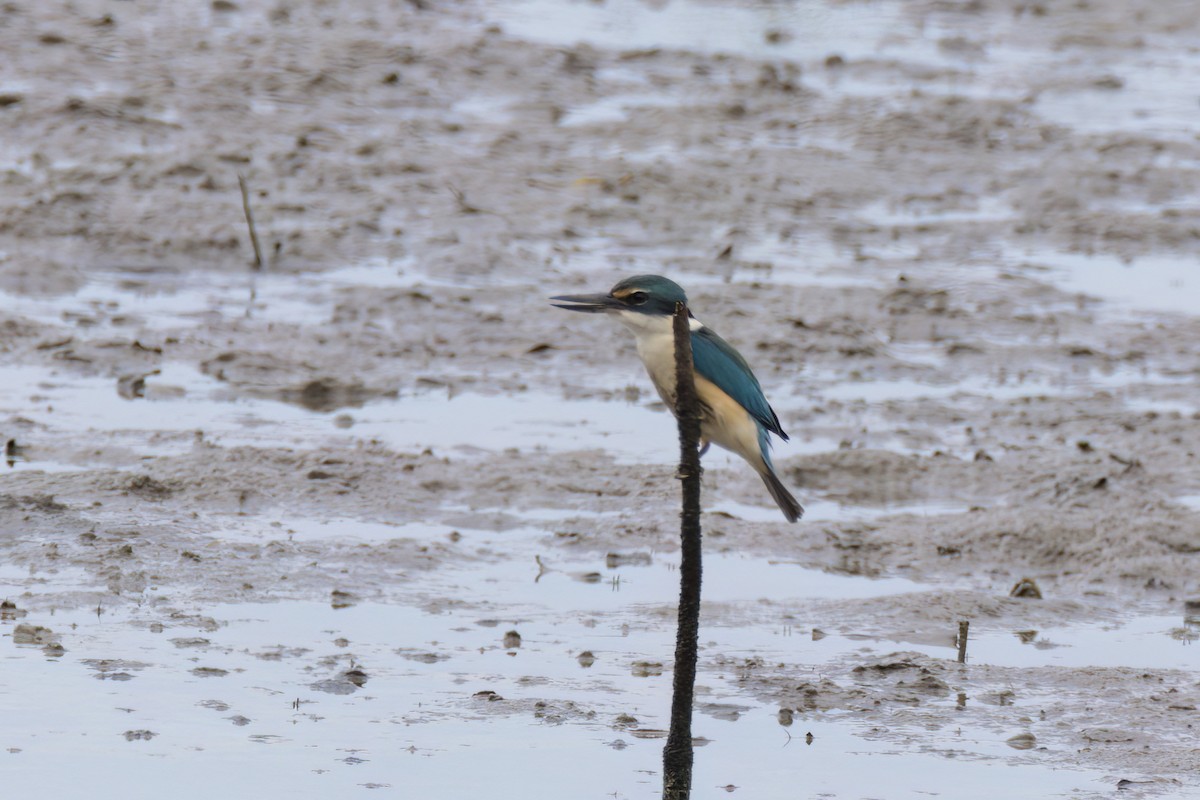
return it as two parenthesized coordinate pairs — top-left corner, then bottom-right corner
(634, 329), (679, 407)
(618, 311), (710, 412)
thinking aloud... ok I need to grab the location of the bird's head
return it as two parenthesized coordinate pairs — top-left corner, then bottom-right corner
(551, 275), (688, 318)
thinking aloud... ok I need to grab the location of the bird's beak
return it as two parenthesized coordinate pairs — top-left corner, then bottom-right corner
(549, 292), (620, 313)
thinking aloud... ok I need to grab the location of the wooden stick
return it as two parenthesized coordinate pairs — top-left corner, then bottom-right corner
(237, 173), (264, 270)
(662, 300), (703, 800)
(957, 620), (970, 664)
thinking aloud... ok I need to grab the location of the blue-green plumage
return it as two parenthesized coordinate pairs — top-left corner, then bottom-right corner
(690, 326), (788, 442)
(551, 275), (804, 522)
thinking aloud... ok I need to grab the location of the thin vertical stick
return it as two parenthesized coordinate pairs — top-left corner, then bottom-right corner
(663, 301), (703, 800)
(237, 173), (264, 271)
(957, 620), (970, 664)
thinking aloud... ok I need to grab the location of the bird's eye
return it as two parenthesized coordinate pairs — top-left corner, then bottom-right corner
(627, 291), (648, 306)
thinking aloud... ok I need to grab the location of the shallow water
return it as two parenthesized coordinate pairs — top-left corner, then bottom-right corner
(0, 359), (843, 470)
(5, 593), (1135, 799)
(1003, 248), (1199, 317)
(492, 0), (927, 64)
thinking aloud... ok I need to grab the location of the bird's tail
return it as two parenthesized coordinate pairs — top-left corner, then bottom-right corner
(760, 467), (803, 523)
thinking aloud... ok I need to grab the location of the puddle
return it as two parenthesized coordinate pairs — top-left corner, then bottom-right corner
(490, 0), (931, 63)
(208, 515), (932, 609)
(234, 518), (445, 545)
(1032, 51), (1200, 139)
(2, 362), (326, 462)
(537, 231), (886, 289)
(711, 497), (965, 525)
(1125, 397), (1199, 417)
(0, 563), (101, 598)
(817, 363), (1195, 407)
(447, 540), (933, 612)
(1006, 248), (1199, 317)
(2, 359), (845, 471)
(474, 506), (621, 523)
(730, 235), (889, 288)
(0, 261), (470, 333)
(0, 363), (656, 464)
(811, 611), (1200, 672)
(784, 719), (1112, 799)
(449, 93), (521, 126)
(855, 197), (1014, 230)
(350, 391), (684, 461)
(965, 616), (1200, 671)
(557, 90), (687, 128)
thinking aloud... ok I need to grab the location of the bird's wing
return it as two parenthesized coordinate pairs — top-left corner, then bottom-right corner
(690, 326), (788, 441)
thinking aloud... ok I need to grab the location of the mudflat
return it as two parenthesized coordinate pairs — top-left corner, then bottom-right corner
(1, 1), (1197, 797)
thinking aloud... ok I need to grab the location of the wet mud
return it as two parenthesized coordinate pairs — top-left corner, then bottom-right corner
(2, 0), (1199, 797)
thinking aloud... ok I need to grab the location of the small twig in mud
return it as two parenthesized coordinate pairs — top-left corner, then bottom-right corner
(237, 173), (265, 270)
(446, 183), (481, 214)
(957, 619), (970, 664)
(5, 438), (24, 467)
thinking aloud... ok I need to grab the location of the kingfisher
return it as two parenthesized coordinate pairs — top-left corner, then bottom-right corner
(551, 275), (803, 522)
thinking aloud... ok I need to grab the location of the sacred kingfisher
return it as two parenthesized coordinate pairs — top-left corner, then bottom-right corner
(551, 275), (803, 522)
